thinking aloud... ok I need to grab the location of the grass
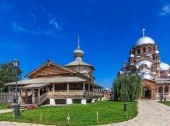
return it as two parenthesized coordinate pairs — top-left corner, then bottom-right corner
(160, 101), (170, 106)
(0, 101), (138, 126)
(0, 103), (8, 110)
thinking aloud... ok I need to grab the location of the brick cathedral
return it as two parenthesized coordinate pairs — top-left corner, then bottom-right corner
(119, 29), (170, 100)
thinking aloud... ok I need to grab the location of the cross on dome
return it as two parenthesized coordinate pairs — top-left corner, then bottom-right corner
(142, 28), (146, 37)
(77, 35), (80, 49)
(73, 35), (84, 61)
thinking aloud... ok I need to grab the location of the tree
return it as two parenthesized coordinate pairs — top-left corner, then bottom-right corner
(0, 63), (22, 91)
(113, 73), (142, 102)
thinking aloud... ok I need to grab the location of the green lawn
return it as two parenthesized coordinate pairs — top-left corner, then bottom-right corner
(160, 101), (170, 106)
(0, 103), (8, 110)
(0, 101), (138, 126)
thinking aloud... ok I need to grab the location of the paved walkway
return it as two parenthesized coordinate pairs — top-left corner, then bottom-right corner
(1, 100), (170, 126)
(103, 100), (170, 126)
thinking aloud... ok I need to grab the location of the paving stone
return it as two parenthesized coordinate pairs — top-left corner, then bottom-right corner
(102, 100), (170, 126)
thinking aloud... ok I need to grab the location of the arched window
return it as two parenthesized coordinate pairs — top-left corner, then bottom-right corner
(159, 86), (163, 93)
(133, 51), (135, 55)
(164, 86), (169, 93)
(142, 64), (148, 70)
(137, 48), (141, 54)
(143, 47), (146, 53)
(155, 55), (159, 60)
(148, 46), (152, 53)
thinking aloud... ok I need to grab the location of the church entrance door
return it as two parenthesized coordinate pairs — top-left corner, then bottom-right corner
(144, 87), (151, 99)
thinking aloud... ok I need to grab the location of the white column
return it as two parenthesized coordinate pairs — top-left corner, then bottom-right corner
(83, 82), (85, 95)
(38, 89), (40, 103)
(67, 83), (69, 92)
(81, 99), (87, 105)
(66, 98), (72, 104)
(52, 84), (55, 93)
(25, 89), (28, 103)
(50, 99), (55, 105)
(32, 89), (35, 104)
(88, 84), (90, 96)
(52, 84), (55, 96)
(92, 85), (94, 96)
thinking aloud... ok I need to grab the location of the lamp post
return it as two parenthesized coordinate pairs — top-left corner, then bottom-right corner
(123, 61), (128, 111)
(12, 59), (20, 117)
(164, 82), (167, 103)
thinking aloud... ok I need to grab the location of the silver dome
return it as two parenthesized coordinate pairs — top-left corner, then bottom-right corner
(134, 36), (155, 47)
(119, 70), (123, 74)
(139, 69), (151, 74)
(74, 49), (84, 58)
(155, 50), (159, 54)
(139, 69), (153, 80)
(141, 73), (153, 80)
(135, 60), (153, 69)
(160, 62), (170, 71)
(130, 54), (135, 57)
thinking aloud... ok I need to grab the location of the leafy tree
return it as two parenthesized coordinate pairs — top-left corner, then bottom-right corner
(0, 63), (22, 91)
(113, 73), (142, 102)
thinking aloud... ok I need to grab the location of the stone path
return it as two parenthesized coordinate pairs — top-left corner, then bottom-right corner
(103, 100), (170, 126)
(1, 100), (170, 126)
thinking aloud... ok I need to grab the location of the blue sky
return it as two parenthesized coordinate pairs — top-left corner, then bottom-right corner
(0, 0), (170, 89)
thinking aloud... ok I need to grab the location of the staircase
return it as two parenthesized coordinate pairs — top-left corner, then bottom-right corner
(35, 92), (48, 105)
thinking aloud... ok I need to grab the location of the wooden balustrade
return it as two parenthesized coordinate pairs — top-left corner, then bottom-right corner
(47, 90), (103, 98)
(0, 90), (104, 105)
(35, 92), (48, 104)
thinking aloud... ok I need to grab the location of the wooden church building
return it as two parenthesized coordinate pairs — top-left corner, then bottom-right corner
(3, 41), (103, 105)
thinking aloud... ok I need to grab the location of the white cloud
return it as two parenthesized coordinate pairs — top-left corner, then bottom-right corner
(12, 22), (58, 38)
(12, 22), (57, 38)
(159, 4), (170, 16)
(0, 37), (29, 49)
(12, 22), (40, 35)
(49, 18), (62, 31)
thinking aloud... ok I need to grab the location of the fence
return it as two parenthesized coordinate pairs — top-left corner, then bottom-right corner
(0, 92), (15, 104)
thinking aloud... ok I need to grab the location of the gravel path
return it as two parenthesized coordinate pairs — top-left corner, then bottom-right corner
(102, 100), (170, 126)
(0, 100), (170, 126)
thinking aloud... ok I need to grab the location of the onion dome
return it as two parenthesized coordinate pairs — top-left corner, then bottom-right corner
(74, 46), (84, 59)
(141, 73), (153, 80)
(167, 74), (170, 77)
(65, 36), (94, 70)
(135, 60), (153, 68)
(139, 70), (153, 80)
(155, 50), (159, 54)
(119, 70), (123, 74)
(130, 54), (135, 57)
(73, 36), (84, 61)
(134, 28), (155, 47)
(134, 36), (155, 47)
(160, 62), (170, 71)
